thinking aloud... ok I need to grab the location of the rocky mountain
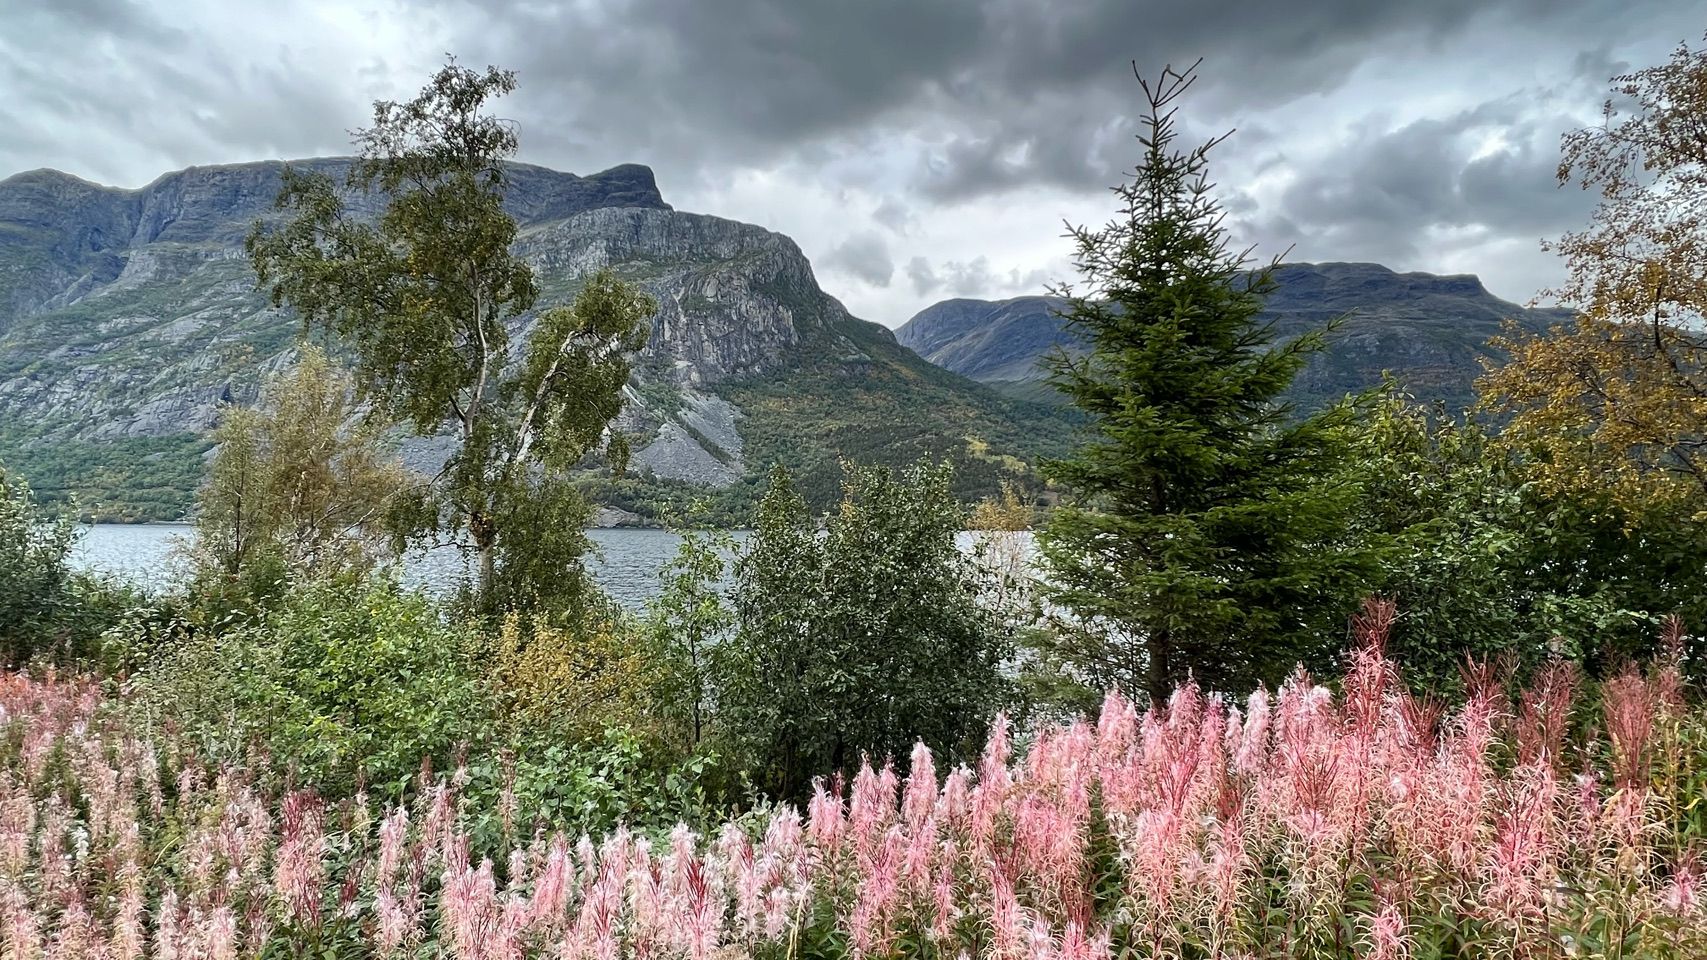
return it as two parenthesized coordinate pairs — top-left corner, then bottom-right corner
(0, 159), (1064, 521)
(895, 262), (1572, 410)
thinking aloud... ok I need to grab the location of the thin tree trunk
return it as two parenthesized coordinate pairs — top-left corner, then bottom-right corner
(470, 509), (496, 610)
(1148, 626), (1173, 706)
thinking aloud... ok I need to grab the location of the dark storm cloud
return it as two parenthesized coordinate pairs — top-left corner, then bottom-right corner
(430, 0), (1681, 198)
(0, 0), (370, 185)
(0, 0), (1696, 315)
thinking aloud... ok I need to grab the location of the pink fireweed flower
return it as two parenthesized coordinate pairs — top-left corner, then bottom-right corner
(663, 826), (723, 960)
(49, 889), (96, 960)
(717, 823), (761, 936)
(989, 868), (1027, 960)
(1516, 660), (1579, 769)
(626, 837), (665, 956)
(1096, 689), (1138, 764)
(1011, 793), (1085, 907)
(1054, 920), (1111, 960)
(1485, 761), (1559, 923)
(1235, 687), (1271, 778)
(1, 878), (38, 960)
(848, 760), (896, 861)
(903, 813), (939, 894)
(1208, 787), (1248, 925)
(1663, 855), (1702, 915)
(111, 860), (145, 960)
(37, 795), (71, 907)
(904, 742), (938, 832)
(377, 806), (410, 891)
(0, 777), (37, 878)
(808, 778), (846, 856)
(1602, 787), (1652, 868)
(848, 827), (906, 958)
(441, 858), (500, 960)
(930, 839), (959, 943)
(1367, 899), (1408, 960)
(374, 888), (412, 959)
(154, 891), (182, 960)
(758, 808), (808, 938)
(530, 834), (572, 929)
(422, 782), (455, 868)
(508, 846), (532, 891)
(203, 903), (239, 960)
(491, 896), (530, 960)
(598, 826), (634, 884)
(971, 715), (1013, 849)
(937, 767), (972, 826)
(1603, 669), (1658, 790)
(273, 790), (325, 931)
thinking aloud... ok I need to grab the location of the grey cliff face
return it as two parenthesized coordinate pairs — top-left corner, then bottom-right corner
(0, 159), (831, 490)
(519, 206), (825, 385)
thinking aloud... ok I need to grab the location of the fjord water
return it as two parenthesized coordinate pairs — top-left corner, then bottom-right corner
(69, 524), (729, 610)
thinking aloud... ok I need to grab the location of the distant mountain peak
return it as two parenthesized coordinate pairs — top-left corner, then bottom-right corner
(895, 261), (1566, 410)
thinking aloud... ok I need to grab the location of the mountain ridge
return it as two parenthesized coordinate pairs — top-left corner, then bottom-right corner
(894, 261), (1572, 409)
(0, 158), (1063, 521)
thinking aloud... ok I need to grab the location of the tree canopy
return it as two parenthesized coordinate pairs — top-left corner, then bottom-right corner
(1480, 36), (1707, 521)
(1034, 62), (1380, 706)
(247, 61), (654, 616)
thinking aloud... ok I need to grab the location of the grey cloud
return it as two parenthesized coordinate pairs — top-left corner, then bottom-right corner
(1253, 96), (1598, 266)
(906, 256), (941, 296)
(872, 197), (914, 233)
(822, 232), (896, 287)
(0, 0), (1697, 319)
(0, 1), (367, 185)
(427, 0), (1684, 200)
(906, 255), (1051, 298)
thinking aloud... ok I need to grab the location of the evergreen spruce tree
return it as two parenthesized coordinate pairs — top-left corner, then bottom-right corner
(1035, 62), (1379, 707)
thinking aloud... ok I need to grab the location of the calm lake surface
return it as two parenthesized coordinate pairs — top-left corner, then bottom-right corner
(68, 524), (739, 611)
(70, 525), (1034, 611)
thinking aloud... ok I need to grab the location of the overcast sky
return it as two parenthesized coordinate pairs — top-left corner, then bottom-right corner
(2, 0), (1699, 327)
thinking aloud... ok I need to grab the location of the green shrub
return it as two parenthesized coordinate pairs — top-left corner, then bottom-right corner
(456, 730), (726, 860)
(0, 469), (78, 661)
(0, 467), (145, 664)
(714, 461), (1014, 801)
(127, 575), (491, 797)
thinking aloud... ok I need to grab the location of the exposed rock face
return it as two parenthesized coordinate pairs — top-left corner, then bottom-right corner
(2, 157), (1056, 518)
(519, 207), (817, 385)
(895, 262), (1571, 410)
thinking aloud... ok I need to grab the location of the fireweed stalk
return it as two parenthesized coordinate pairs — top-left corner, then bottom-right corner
(0, 615), (1702, 960)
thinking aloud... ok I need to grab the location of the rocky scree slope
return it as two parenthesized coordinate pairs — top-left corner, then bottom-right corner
(0, 159), (1061, 521)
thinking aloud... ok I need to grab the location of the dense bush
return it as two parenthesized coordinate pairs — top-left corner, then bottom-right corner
(0, 469), (79, 662)
(715, 462), (1014, 800)
(1354, 395), (1707, 690)
(644, 530), (735, 751)
(0, 467), (142, 664)
(126, 575), (491, 796)
(485, 609), (659, 745)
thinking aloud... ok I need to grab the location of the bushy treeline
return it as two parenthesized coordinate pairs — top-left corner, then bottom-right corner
(1, 445), (1018, 832)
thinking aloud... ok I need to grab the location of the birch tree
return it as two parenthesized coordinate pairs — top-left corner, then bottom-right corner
(247, 61), (653, 615)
